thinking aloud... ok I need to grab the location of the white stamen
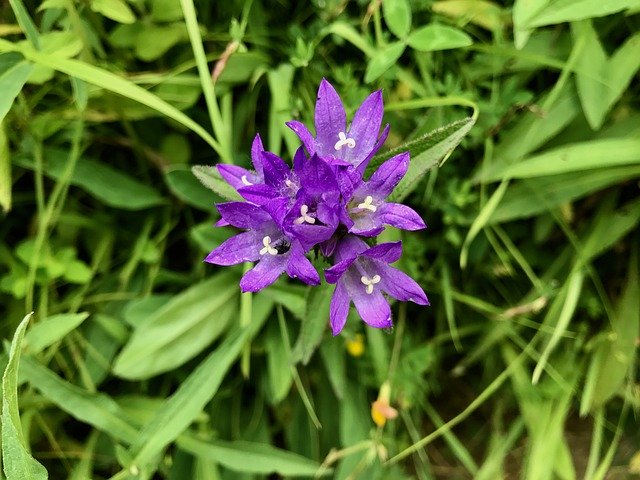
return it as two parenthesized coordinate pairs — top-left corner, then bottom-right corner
(357, 195), (377, 212)
(360, 274), (381, 294)
(241, 175), (252, 186)
(334, 131), (356, 151)
(294, 204), (316, 225)
(285, 179), (293, 187)
(259, 236), (278, 256)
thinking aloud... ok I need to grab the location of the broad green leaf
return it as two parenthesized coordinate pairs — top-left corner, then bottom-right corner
(319, 339), (346, 399)
(487, 166), (640, 224)
(573, 22), (640, 129)
(191, 165), (241, 201)
(386, 117), (475, 202)
(164, 167), (217, 211)
(512, 0), (550, 48)
(113, 271), (239, 380)
(481, 138), (640, 182)
(177, 436), (327, 476)
(0, 59), (33, 124)
(265, 322), (294, 404)
(14, 149), (164, 210)
(382, 0), (412, 39)
(527, 0), (639, 27)
(0, 122), (10, 212)
(20, 355), (137, 442)
(135, 24), (187, 62)
(91, 0), (136, 24)
(126, 297), (272, 468)
(291, 284), (332, 365)
(581, 253), (639, 411)
(260, 283), (308, 320)
(1, 313), (48, 480)
(24, 312), (90, 355)
(0, 38), (221, 152)
(151, 0), (183, 22)
(406, 24), (473, 52)
(432, 1), (505, 31)
(364, 42), (405, 83)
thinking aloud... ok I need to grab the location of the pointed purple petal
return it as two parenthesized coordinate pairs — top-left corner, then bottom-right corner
(300, 154), (338, 194)
(362, 241), (402, 264)
(379, 203), (426, 231)
(357, 123), (390, 174)
(217, 164), (257, 191)
(325, 256), (357, 284)
(292, 146), (306, 175)
(287, 121), (316, 155)
(345, 90), (383, 165)
(379, 264), (429, 305)
(238, 184), (279, 205)
(285, 242), (320, 285)
(330, 281), (351, 336)
(251, 134), (265, 177)
(315, 79), (346, 155)
(261, 151), (290, 186)
(351, 285), (392, 329)
(239, 254), (287, 292)
(216, 202), (271, 229)
(205, 231), (262, 265)
(334, 235), (369, 263)
(366, 152), (410, 198)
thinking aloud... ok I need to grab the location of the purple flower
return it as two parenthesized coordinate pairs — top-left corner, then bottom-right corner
(287, 79), (390, 172)
(346, 152), (426, 236)
(325, 236), (428, 335)
(217, 134), (265, 190)
(205, 201), (320, 292)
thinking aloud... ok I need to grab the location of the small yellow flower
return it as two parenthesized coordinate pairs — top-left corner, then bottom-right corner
(371, 382), (398, 427)
(345, 334), (365, 357)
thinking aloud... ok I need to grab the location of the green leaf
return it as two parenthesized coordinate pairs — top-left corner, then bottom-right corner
(14, 149), (165, 210)
(0, 122), (10, 213)
(0, 38), (221, 152)
(191, 165), (241, 201)
(126, 297), (272, 468)
(164, 166), (217, 211)
(582, 252), (639, 412)
(265, 322), (294, 403)
(135, 24), (187, 62)
(512, 0), (550, 48)
(480, 138), (640, 182)
(0, 59), (33, 124)
(91, 0), (136, 24)
(527, 0), (639, 27)
(151, 0), (183, 22)
(406, 24), (473, 52)
(24, 312), (90, 355)
(291, 284), (332, 365)
(382, 0), (412, 39)
(380, 117), (475, 202)
(573, 22), (640, 129)
(177, 436), (327, 476)
(112, 271), (239, 380)
(19, 356), (137, 442)
(364, 42), (405, 83)
(1, 313), (48, 480)
(7, 0), (40, 49)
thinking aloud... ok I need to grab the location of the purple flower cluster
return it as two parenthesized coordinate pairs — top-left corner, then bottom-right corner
(206, 79), (428, 335)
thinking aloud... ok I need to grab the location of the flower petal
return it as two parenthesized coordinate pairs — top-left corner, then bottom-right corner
(292, 146), (306, 175)
(366, 152), (409, 198)
(216, 202), (271, 229)
(334, 235), (369, 263)
(205, 231), (262, 265)
(238, 183), (279, 205)
(379, 202), (426, 231)
(300, 154), (339, 195)
(330, 281), (351, 336)
(217, 164), (258, 190)
(315, 79), (346, 155)
(287, 121), (315, 155)
(357, 123), (390, 174)
(325, 256), (357, 284)
(261, 151), (291, 186)
(250, 133), (265, 177)
(345, 89), (383, 164)
(239, 254), (287, 292)
(362, 241), (402, 264)
(285, 242), (320, 285)
(379, 264), (429, 305)
(351, 285), (392, 329)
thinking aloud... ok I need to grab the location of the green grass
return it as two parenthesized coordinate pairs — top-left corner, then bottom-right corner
(1, 0), (639, 479)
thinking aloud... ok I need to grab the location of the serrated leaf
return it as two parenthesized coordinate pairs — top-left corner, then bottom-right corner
(191, 165), (242, 201)
(406, 24), (473, 52)
(382, 0), (412, 38)
(364, 42), (405, 83)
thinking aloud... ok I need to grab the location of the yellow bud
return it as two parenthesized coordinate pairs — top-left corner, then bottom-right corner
(345, 334), (365, 357)
(371, 382), (398, 427)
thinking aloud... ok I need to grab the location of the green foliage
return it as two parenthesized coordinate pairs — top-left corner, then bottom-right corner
(1, 0), (639, 478)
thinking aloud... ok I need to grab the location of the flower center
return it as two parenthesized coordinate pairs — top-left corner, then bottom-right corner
(360, 274), (381, 294)
(259, 236), (278, 256)
(293, 204), (316, 225)
(357, 195), (377, 212)
(334, 131), (356, 151)
(285, 179), (293, 187)
(241, 175), (252, 186)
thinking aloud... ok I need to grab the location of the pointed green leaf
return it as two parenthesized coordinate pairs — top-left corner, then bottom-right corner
(291, 284), (332, 365)
(191, 165), (241, 201)
(24, 312), (90, 355)
(407, 24), (473, 52)
(382, 0), (412, 39)
(364, 42), (405, 83)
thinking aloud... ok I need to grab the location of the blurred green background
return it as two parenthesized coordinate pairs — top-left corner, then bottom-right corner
(0, 0), (639, 478)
